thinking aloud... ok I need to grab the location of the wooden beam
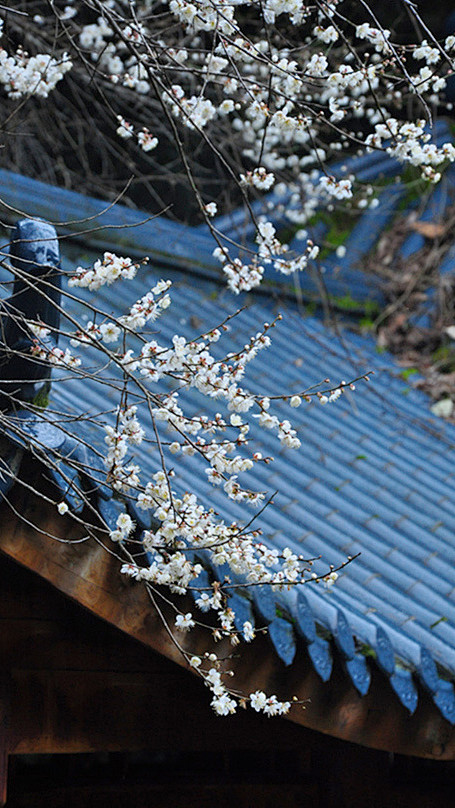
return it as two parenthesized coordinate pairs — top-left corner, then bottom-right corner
(0, 675), (10, 806)
(1, 476), (455, 759)
(3, 778), (320, 808)
(8, 668), (309, 755)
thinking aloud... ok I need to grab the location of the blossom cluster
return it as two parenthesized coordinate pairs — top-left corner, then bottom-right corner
(118, 280), (172, 331)
(240, 168), (276, 191)
(26, 320), (81, 369)
(116, 116), (159, 151)
(213, 233), (320, 293)
(70, 320), (121, 346)
(25, 237), (363, 715)
(365, 119), (455, 183)
(104, 405), (144, 493)
(0, 28), (71, 99)
(5, 0), (424, 719)
(68, 252), (140, 291)
(16, 0), (455, 295)
(209, 671), (291, 717)
(30, 340), (81, 369)
(182, 656), (291, 716)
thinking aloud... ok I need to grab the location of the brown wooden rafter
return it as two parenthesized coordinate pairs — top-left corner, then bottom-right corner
(0, 471), (454, 763)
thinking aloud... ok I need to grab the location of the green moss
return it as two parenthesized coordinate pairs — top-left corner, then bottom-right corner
(358, 642), (377, 659)
(277, 207), (358, 256)
(365, 300), (381, 317)
(331, 293), (362, 311)
(275, 605), (296, 624)
(399, 367), (418, 380)
(396, 164), (447, 211)
(277, 214), (321, 245)
(277, 225), (301, 244)
(432, 345), (450, 361)
(318, 210), (358, 259)
(430, 616), (448, 629)
(432, 344), (455, 373)
(31, 384), (50, 409)
(328, 293), (380, 315)
(316, 625), (332, 641)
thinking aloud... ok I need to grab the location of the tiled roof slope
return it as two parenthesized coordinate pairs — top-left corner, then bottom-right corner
(213, 118), (454, 304)
(1, 118), (452, 311)
(2, 123), (455, 721)
(16, 242), (455, 725)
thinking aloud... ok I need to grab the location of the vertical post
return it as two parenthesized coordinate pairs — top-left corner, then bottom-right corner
(0, 675), (10, 806)
(0, 751), (7, 807)
(0, 219), (60, 408)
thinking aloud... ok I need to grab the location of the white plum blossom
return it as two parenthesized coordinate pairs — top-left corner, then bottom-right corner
(240, 167), (276, 191)
(413, 40), (440, 65)
(69, 252), (139, 291)
(306, 53), (328, 77)
(314, 25), (339, 44)
(100, 322), (121, 343)
(218, 99), (235, 115)
(319, 176), (353, 200)
(175, 612), (196, 631)
(30, 342), (81, 369)
(355, 23), (392, 53)
(60, 6), (77, 20)
(243, 621), (255, 642)
(109, 512), (135, 542)
(138, 128), (158, 151)
(12, 0), (444, 720)
(211, 693), (237, 715)
(116, 117), (134, 139)
(324, 571), (339, 588)
(26, 321), (51, 339)
(0, 47), (72, 99)
(204, 202), (218, 217)
(250, 690), (268, 711)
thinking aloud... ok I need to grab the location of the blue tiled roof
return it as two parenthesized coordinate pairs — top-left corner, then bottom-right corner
(3, 128), (455, 722)
(213, 119), (454, 304)
(3, 237), (454, 721)
(1, 118), (452, 312)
